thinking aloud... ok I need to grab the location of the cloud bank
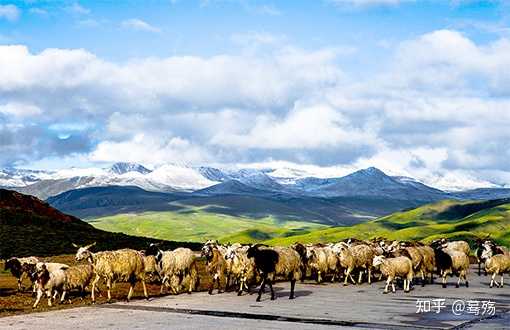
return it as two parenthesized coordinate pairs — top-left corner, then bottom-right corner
(0, 29), (509, 189)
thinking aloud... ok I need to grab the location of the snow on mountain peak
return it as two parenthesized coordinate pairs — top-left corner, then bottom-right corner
(108, 162), (151, 175)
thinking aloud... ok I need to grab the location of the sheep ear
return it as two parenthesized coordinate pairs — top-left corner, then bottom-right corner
(71, 243), (79, 248)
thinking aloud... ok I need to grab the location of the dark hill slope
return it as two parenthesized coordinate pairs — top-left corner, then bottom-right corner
(0, 189), (200, 258)
(47, 186), (187, 219)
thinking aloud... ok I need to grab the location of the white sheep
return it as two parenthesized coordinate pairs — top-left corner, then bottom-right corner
(225, 243), (257, 295)
(482, 249), (510, 288)
(74, 243), (148, 303)
(440, 239), (470, 256)
(153, 247), (198, 295)
(33, 262), (69, 308)
(373, 255), (413, 294)
(332, 242), (375, 285)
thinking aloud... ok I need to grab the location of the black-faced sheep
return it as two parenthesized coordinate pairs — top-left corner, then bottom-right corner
(4, 256), (40, 292)
(431, 242), (470, 288)
(246, 244), (301, 302)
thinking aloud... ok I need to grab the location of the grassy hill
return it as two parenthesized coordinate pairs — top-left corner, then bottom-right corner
(0, 189), (200, 258)
(89, 207), (327, 243)
(265, 199), (510, 246)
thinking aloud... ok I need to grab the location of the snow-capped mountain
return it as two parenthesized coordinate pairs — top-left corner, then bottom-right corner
(109, 162), (152, 175)
(8, 162), (218, 199)
(0, 168), (54, 187)
(3, 162), (510, 202)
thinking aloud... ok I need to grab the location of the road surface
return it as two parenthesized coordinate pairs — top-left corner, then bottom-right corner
(2, 268), (509, 329)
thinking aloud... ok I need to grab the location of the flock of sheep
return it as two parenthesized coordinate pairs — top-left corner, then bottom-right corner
(3, 237), (510, 308)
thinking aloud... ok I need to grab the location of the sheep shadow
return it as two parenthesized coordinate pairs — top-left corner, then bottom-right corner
(247, 285), (313, 300)
(0, 288), (18, 297)
(275, 289), (313, 299)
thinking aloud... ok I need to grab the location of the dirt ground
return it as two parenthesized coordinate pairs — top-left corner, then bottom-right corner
(0, 255), (212, 318)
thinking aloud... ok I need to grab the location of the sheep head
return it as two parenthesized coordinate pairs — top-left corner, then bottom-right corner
(481, 248), (493, 261)
(373, 255), (385, 268)
(75, 242), (96, 261)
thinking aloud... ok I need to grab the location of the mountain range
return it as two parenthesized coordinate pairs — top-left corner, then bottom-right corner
(3, 162), (510, 226)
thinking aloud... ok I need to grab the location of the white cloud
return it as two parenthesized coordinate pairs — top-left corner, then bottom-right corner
(328, 0), (410, 8)
(90, 134), (210, 165)
(66, 3), (90, 15)
(0, 102), (42, 117)
(29, 8), (48, 16)
(0, 4), (20, 21)
(77, 19), (100, 27)
(2, 29), (510, 188)
(121, 18), (161, 33)
(211, 103), (380, 150)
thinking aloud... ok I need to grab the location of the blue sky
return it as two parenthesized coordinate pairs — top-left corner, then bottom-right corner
(1, 0), (510, 189)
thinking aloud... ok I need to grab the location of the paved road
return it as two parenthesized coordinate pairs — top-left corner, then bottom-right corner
(3, 268), (510, 330)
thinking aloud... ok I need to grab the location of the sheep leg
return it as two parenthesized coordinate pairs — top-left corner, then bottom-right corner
(160, 275), (168, 295)
(60, 290), (67, 304)
(317, 270), (322, 283)
(344, 268), (355, 286)
(18, 273), (24, 291)
(267, 279), (275, 300)
(47, 290), (53, 307)
(225, 274), (231, 292)
(343, 268), (350, 286)
(107, 278), (113, 302)
(91, 274), (100, 303)
(208, 274), (216, 295)
(357, 270), (363, 284)
(420, 270), (426, 287)
(33, 287), (43, 308)
(127, 282), (135, 302)
(367, 268), (372, 285)
(256, 278), (267, 302)
(188, 277), (194, 294)
(383, 278), (391, 294)
(456, 271), (463, 288)
(142, 279), (148, 299)
(237, 277), (245, 296)
(463, 271), (469, 288)
(441, 270), (447, 288)
(391, 281), (396, 293)
(289, 279), (296, 300)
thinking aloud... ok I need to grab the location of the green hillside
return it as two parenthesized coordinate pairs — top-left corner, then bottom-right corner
(266, 199), (510, 246)
(89, 207), (326, 243)
(88, 199), (510, 248)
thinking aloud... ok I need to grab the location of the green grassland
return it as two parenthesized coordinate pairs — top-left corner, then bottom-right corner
(89, 199), (510, 247)
(266, 200), (510, 246)
(89, 207), (327, 243)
